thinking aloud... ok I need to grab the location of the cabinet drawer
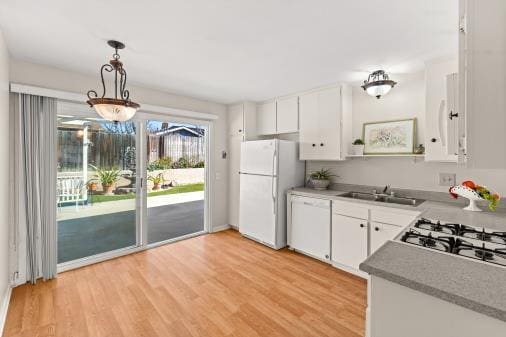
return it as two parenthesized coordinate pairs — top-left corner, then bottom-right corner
(370, 208), (419, 227)
(332, 200), (368, 219)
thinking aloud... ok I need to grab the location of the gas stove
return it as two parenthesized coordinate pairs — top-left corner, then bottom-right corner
(398, 218), (506, 267)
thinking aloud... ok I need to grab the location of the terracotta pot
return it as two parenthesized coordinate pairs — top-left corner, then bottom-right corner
(152, 183), (161, 191)
(102, 184), (115, 195)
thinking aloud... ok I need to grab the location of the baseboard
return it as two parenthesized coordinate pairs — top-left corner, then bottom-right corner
(0, 286), (12, 335)
(212, 224), (231, 233)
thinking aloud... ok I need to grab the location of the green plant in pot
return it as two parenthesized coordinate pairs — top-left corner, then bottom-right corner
(352, 139), (365, 155)
(148, 173), (164, 191)
(90, 165), (121, 196)
(309, 168), (336, 190)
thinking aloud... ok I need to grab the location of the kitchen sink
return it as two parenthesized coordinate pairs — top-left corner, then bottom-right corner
(339, 191), (424, 207)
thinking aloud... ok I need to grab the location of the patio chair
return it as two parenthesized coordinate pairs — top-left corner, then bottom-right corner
(57, 176), (88, 211)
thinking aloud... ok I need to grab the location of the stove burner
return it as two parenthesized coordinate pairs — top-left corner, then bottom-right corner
(451, 240), (506, 266)
(418, 237), (437, 247)
(475, 249), (494, 260)
(414, 218), (459, 235)
(401, 230), (454, 252)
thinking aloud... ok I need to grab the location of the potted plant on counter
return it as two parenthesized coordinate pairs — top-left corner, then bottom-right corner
(148, 173), (164, 191)
(352, 139), (365, 155)
(309, 168), (336, 190)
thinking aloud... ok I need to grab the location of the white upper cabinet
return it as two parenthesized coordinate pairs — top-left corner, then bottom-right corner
(228, 104), (244, 137)
(276, 96), (299, 134)
(257, 101), (277, 135)
(228, 102), (257, 140)
(299, 85), (352, 160)
(460, 0), (506, 168)
(424, 59), (459, 162)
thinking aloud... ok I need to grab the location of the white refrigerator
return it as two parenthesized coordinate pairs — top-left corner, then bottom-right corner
(239, 139), (305, 249)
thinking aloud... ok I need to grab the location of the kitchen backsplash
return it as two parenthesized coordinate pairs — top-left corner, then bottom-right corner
(306, 158), (506, 196)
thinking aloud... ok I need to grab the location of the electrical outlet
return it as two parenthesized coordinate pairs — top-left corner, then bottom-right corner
(439, 173), (456, 186)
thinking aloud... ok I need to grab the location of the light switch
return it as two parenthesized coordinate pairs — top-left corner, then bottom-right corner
(439, 173), (456, 186)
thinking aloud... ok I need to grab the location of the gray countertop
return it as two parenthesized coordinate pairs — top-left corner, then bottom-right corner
(288, 187), (506, 322)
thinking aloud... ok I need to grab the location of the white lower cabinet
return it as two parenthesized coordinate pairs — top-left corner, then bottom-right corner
(332, 200), (420, 276)
(288, 196), (419, 276)
(370, 221), (403, 254)
(331, 214), (368, 270)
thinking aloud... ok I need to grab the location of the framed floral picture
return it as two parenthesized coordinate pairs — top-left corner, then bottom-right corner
(362, 118), (416, 154)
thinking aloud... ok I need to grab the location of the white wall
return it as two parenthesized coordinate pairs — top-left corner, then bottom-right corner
(10, 59), (229, 230)
(309, 71), (506, 195)
(0, 30), (11, 317)
(352, 71), (426, 146)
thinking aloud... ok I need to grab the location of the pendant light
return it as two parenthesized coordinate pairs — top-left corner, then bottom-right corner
(86, 40), (140, 122)
(361, 70), (397, 99)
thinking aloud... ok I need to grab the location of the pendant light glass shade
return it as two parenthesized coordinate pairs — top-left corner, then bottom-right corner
(86, 40), (140, 122)
(361, 70), (397, 99)
(88, 100), (139, 122)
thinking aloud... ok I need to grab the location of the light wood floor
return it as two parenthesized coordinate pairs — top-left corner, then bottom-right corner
(4, 230), (367, 337)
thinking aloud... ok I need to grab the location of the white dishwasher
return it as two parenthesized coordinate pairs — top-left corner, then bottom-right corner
(289, 195), (331, 262)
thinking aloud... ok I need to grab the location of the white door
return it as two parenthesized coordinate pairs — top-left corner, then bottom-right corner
(446, 73), (459, 156)
(240, 140), (277, 176)
(239, 174), (276, 246)
(228, 134), (242, 227)
(317, 87), (342, 160)
(424, 59), (458, 162)
(290, 197), (330, 260)
(370, 222), (403, 254)
(257, 101), (277, 135)
(332, 213), (368, 269)
(276, 96), (298, 134)
(228, 104), (244, 137)
(299, 91), (320, 160)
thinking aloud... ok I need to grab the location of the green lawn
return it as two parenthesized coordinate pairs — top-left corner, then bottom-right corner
(90, 183), (204, 203)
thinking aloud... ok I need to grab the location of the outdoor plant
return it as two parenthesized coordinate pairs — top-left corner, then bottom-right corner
(147, 157), (172, 171)
(90, 165), (121, 195)
(148, 173), (165, 190)
(352, 139), (365, 145)
(171, 157), (191, 169)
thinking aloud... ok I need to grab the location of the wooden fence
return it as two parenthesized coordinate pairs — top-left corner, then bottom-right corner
(58, 129), (205, 172)
(148, 133), (206, 164)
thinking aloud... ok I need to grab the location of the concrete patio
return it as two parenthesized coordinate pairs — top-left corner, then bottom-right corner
(57, 192), (205, 263)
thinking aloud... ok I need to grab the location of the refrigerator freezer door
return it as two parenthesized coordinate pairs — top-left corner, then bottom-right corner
(240, 140), (277, 176)
(239, 173), (277, 246)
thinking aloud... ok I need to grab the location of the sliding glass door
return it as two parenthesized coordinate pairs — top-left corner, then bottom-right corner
(57, 114), (139, 264)
(145, 120), (206, 245)
(56, 103), (209, 268)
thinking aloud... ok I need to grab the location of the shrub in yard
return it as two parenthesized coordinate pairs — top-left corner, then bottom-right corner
(147, 157), (172, 171)
(171, 157), (191, 169)
(193, 160), (205, 168)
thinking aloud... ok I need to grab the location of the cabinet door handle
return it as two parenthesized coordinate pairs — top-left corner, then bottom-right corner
(360, 224), (365, 228)
(449, 111), (459, 120)
(312, 143), (316, 147)
(238, 129), (242, 133)
(320, 143), (324, 147)
(431, 138), (437, 143)
(374, 226), (380, 231)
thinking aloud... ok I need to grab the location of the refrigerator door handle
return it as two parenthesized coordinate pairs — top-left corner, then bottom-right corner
(271, 150), (277, 214)
(272, 177), (276, 214)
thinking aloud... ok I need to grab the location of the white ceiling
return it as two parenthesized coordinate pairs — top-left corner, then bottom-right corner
(0, 0), (458, 104)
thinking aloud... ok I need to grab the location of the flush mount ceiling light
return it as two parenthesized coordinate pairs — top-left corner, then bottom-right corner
(361, 70), (397, 99)
(86, 40), (140, 122)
